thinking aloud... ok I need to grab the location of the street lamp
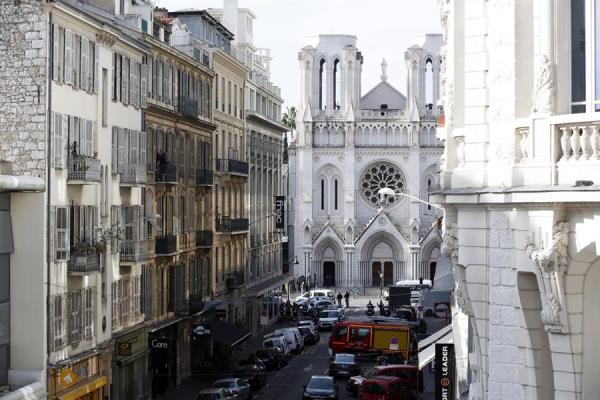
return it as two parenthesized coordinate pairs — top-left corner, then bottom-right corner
(377, 187), (445, 215)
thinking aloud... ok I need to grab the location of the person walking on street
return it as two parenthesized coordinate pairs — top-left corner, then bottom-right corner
(344, 291), (350, 308)
(337, 292), (343, 308)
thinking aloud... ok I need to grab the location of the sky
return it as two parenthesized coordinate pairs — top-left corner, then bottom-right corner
(154, 0), (442, 110)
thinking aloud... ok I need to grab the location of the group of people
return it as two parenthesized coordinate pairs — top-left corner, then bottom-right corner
(336, 291), (351, 308)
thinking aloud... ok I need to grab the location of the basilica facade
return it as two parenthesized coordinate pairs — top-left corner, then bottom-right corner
(289, 34), (444, 288)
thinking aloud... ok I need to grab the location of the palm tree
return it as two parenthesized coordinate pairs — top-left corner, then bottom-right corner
(281, 106), (297, 163)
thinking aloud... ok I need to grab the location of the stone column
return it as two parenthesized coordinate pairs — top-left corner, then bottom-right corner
(533, 0), (555, 114)
(410, 246), (420, 280)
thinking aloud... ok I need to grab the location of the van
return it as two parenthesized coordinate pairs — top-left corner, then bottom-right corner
(273, 328), (304, 354)
(262, 334), (291, 357)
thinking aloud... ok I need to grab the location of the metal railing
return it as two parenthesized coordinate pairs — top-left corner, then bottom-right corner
(68, 246), (100, 273)
(120, 239), (153, 262)
(182, 98), (199, 118)
(68, 156), (101, 182)
(195, 168), (213, 186)
(176, 295), (205, 316)
(216, 217), (249, 233)
(156, 162), (177, 183)
(231, 218), (249, 232)
(121, 164), (147, 185)
(226, 270), (245, 289)
(216, 159), (249, 176)
(155, 235), (177, 255)
(195, 230), (213, 247)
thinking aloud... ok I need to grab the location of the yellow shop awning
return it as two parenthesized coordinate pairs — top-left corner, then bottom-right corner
(58, 376), (108, 400)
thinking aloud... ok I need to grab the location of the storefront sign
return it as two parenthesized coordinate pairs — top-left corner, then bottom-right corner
(275, 196), (285, 229)
(435, 343), (455, 400)
(53, 355), (98, 393)
(150, 338), (169, 349)
(117, 341), (132, 356)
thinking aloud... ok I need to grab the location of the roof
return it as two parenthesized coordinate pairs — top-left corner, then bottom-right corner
(360, 81), (406, 110)
(169, 9), (234, 39)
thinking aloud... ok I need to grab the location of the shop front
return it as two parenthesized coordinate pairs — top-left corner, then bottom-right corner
(48, 352), (108, 400)
(148, 321), (179, 399)
(112, 327), (148, 400)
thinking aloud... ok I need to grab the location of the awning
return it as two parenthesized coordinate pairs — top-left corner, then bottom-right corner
(417, 328), (453, 370)
(246, 274), (294, 297)
(58, 376), (108, 400)
(148, 317), (184, 333)
(206, 318), (252, 347)
(418, 324), (452, 350)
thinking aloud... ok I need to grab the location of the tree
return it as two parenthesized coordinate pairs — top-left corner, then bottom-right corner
(281, 106), (296, 164)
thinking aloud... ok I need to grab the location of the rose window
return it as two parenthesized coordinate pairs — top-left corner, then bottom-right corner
(360, 162), (405, 207)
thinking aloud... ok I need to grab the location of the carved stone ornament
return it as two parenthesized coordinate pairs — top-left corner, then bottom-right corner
(532, 55), (555, 114)
(441, 223), (458, 264)
(526, 221), (570, 334)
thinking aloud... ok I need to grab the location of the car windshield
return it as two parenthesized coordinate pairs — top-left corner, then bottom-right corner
(298, 327), (311, 335)
(214, 381), (235, 389)
(363, 383), (386, 394)
(320, 310), (338, 318)
(307, 377), (333, 390)
(334, 354), (354, 364)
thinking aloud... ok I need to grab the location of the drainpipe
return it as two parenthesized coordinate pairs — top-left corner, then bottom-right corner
(46, 10), (54, 377)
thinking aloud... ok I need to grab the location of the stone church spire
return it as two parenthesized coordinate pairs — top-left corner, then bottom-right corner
(381, 58), (388, 82)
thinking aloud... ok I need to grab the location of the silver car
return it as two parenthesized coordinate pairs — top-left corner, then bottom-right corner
(212, 378), (251, 400)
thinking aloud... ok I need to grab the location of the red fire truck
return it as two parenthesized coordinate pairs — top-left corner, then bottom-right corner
(329, 320), (418, 361)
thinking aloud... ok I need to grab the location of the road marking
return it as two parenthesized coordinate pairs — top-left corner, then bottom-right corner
(304, 364), (312, 372)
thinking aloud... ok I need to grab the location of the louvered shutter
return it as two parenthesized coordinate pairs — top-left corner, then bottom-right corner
(141, 63), (147, 108)
(129, 130), (138, 165)
(117, 127), (125, 174)
(74, 35), (80, 89)
(111, 126), (118, 174)
(55, 113), (64, 169)
(173, 68), (179, 111)
(190, 136), (195, 179)
(85, 120), (93, 157)
(81, 37), (89, 91)
(94, 42), (99, 93)
(147, 56), (153, 99)
(112, 53), (117, 100)
(50, 207), (56, 262)
(51, 112), (55, 168)
(52, 24), (59, 81)
(140, 131), (147, 168)
(122, 56), (128, 105)
(64, 29), (73, 84)
(129, 58), (134, 107)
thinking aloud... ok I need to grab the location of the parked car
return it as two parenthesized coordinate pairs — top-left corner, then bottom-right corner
(273, 327), (304, 353)
(212, 378), (251, 400)
(393, 307), (417, 321)
(298, 320), (320, 341)
(255, 348), (287, 370)
(234, 359), (267, 390)
(347, 364), (422, 397)
(328, 353), (361, 378)
(303, 375), (338, 400)
(295, 289), (336, 304)
(318, 309), (343, 330)
(262, 334), (292, 357)
(298, 325), (319, 345)
(359, 376), (408, 400)
(197, 388), (237, 400)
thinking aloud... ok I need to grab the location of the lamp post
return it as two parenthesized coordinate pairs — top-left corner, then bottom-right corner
(287, 256), (300, 300)
(377, 187), (445, 216)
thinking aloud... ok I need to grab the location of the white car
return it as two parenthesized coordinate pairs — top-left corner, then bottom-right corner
(294, 289), (336, 303)
(263, 334), (292, 356)
(273, 327), (304, 353)
(318, 309), (342, 330)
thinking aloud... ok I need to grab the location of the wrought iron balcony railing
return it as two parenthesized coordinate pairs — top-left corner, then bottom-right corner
(195, 168), (213, 186)
(216, 159), (249, 176)
(121, 164), (147, 185)
(195, 230), (213, 248)
(155, 162), (177, 184)
(68, 156), (102, 182)
(155, 235), (177, 255)
(226, 271), (245, 290)
(216, 217), (249, 233)
(68, 245), (101, 273)
(120, 239), (154, 262)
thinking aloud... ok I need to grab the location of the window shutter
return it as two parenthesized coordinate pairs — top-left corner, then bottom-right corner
(51, 112), (56, 168)
(52, 24), (59, 81)
(129, 58), (134, 107)
(122, 56), (128, 105)
(54, 113), (65, 169)
(64, 29), (73, 85)
(55, 206), (70, 261)
(67, 115), (75, 155)
(141, 63), (147, 108)
(118, 127), (125, 174)
(94, 42), (99, 93)
(129, 129), (139, 165)
(147, 56), (153, 99)
(50, 207), (56, 262)
(74, 35), (81, 89)
(140, 131), (147, 168)
(86, 120), (94, 157)
(173, 68), (179, 110)
(111, 126), (118, 174)
(81, 37), (89, 92)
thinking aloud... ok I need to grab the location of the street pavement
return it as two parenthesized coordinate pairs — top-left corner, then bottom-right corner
(159, 295), (446, 400)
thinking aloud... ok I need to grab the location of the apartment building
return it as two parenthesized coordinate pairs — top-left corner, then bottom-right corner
(171, 9), (250, 329)
(208, 0), (290, 337)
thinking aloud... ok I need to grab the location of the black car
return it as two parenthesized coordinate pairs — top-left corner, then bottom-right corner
(303, 375), (338, 400)
(255, 348), (287, 370)
(234, 359), (267, 390)
(328, 353), (361, 378)
(298, 326), (318, 345)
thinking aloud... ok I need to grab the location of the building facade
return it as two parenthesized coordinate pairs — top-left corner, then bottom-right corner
(290, 34), (444, 289)
(208, 0), (289, 337)
(435, 0), (600, 399)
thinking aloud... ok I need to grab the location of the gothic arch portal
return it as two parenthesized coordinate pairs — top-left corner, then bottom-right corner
(313, 237), (344, 288)
(358, 231), (406, 287)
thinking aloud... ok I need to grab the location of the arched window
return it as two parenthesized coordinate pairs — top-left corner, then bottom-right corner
(334, 179), (339, 210)
(427, 179), (432, 210)
(321, 179), (325, 209)
(333, 59), (341, 109)
(319, 59), (327, 110)
(425, 58), (434, 109)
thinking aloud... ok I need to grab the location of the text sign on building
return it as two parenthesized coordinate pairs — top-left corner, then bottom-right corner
(117, 341), (132, 356)
(275, 196), (285, 229)
(150, 338), (169, 350)
(435, 343), (455, 400)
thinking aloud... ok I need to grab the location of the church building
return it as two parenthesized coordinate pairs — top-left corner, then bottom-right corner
(289, 34), (444, 288)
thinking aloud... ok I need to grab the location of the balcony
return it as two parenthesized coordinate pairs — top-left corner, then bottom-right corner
(120, 239), (153, 262)
(226, 271), (245, 290)
(196, 230), (213, 248)
(216, 159), (249, 176)
(182, 98), (199, 119)
(68, 156), (101, 183)
(216, 217), (249, 233)
(553, 121), (600, 185)
(155, 235), (177, 255)
(68, 245), (100, 274)
(155, 162), (177, 184)
(121, 164), (147, 186)
(176, 295), (205, 317)
(195, 168), (213, 186)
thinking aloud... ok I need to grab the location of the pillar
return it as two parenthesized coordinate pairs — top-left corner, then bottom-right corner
(410, 246), (420, 280)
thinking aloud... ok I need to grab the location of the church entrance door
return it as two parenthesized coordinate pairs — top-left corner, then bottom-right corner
(323, 262), (336, 287)
(372, 262), (382, 287)
(383, 262), (394, 286)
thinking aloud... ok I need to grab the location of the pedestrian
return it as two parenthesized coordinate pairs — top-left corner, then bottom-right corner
(337, 292), (343, 307)
(344, 290), (350, 308)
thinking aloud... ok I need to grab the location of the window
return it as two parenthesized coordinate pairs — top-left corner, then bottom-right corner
(360, 162), (406, 207)
(84, 288), (93, 340)
(331, 326), (348, 341)
(350, 327), (370, 341)
(320, 179), (325, 210)
(215, 73), (219, 108)
(319, 59), (326, 110)
(51, 294), (65, 350)
(228, 81), (232, 114)
(333, 59), (341, 109)
(221, 77), (225, 111)
(68, 290), (82, 344)
(334, 179), (338, 210)
(425, 58), (434, 109)
(54, 207), (69, 261)
(102, 68), (108, 126)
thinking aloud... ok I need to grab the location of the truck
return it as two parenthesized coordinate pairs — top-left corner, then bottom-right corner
(329, 320), (418, 361)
